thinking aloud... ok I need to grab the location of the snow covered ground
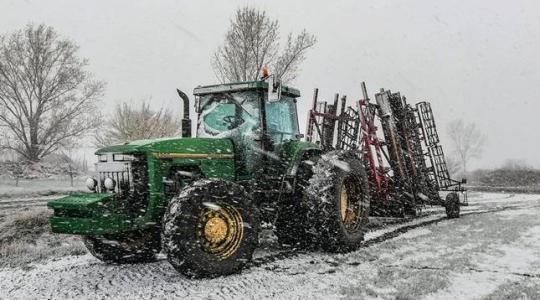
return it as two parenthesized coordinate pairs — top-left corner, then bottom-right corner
(1, 192), (540, 299)
(0, 176), (87, 198)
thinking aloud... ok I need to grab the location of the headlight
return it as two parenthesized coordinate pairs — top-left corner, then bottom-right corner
(85, 177), (97, 191)
(98, 154), (107, 162)
(104, 177), (116, 190)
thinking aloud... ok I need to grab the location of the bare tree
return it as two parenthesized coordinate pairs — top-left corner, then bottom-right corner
(446, 154), (462, 177)
(447, 119), (486, 173)
(6, 161), (25, 187)
(0, 24), (104, 162)
(95, 101), (181, 147)
(212, 6), (317, 84)
(0, 149), (18, 162)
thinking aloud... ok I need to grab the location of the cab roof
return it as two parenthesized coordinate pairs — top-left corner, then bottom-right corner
(193, 81), (301, 98)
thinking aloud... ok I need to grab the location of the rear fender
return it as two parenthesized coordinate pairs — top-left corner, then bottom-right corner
(275, 140), (320, 178)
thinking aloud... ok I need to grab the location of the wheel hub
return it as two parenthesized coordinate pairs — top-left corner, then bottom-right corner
(197, 206), (244, 260)
(204, 216), (228, 243)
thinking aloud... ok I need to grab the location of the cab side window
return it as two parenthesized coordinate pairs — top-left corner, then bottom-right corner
(265, 97), (300, 144)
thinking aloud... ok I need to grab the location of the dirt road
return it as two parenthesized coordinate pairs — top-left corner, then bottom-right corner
(0, 195), (59, 210)
(1, 192), (539, 299)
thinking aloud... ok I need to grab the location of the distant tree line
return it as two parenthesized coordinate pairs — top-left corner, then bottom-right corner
(469, 160), (540, 187)
(0, 152), (86, 186)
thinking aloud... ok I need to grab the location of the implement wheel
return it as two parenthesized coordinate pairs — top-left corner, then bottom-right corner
(445, 192), (460, 218)
(305, 151), (371, 252)
(162, 180), (259, 278)
(83, 229), (161, 264)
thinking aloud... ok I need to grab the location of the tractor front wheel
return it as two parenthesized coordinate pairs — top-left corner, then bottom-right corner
(162, 180), (259, 278)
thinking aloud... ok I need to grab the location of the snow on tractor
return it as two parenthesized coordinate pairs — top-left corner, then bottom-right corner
(48, 75), (466, 278)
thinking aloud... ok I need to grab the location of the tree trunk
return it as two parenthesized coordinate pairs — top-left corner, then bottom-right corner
(69, 164), (74, 187)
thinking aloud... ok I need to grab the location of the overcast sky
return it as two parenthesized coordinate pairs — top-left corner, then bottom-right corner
(1, 0), (539, 169)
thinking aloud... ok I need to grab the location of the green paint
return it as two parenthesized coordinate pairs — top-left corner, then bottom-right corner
(48, 193), (128, 234)
(49, 215), (149, 235)
(280, 140), (321, 175)
(95, 137), (234, 156)
(48, 193), (114, 210)
(48, 80), (318, 236)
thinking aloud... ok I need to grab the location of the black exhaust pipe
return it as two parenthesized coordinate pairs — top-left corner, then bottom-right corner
(176, 89), (191, 137)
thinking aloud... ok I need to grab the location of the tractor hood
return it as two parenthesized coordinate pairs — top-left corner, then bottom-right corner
(95, 137), (234, 157)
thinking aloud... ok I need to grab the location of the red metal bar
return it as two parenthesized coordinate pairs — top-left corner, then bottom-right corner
(358, 82), (391, 203)
(306, 88), (319, 142)
(358, 99), (390, 202)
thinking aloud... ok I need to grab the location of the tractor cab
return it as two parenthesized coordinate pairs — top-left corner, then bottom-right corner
(192, 80), (302, 177)
(194, 81), (301, 143)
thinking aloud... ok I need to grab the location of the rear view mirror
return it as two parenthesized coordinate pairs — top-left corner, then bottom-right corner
(267, 75), (282, 102)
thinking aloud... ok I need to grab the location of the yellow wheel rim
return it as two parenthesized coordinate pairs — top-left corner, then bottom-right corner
(339, 178), (363, 232)
(197, 205), (244, 261)
(340, 187), (349, 221)
(204, 217), (228, 244)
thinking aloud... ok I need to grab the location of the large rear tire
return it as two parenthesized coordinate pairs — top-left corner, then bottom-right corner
(83, 229), (161, 264)
(305, 151), (371, 252)
(162, 180), (259, 278)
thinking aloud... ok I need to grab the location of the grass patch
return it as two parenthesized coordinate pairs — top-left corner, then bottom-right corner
(393, 269), (449, 299)
(485, 279), (540, 299)
(0, 207), (87, 269)
(0, 208), (51, 244)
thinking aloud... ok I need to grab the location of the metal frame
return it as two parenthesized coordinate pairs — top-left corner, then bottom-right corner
(305, 82), (468, 213)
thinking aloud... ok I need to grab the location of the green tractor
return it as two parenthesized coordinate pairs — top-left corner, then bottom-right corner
(48, 78), (371, 278)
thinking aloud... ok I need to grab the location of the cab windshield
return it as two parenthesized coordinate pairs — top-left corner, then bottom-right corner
(198, 91), (260, 137)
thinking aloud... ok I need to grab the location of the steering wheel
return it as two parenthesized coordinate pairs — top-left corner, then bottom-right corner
(222, 115), (239, 129)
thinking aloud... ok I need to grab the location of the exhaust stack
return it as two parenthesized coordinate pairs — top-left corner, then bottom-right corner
(176, 89), (192, 138)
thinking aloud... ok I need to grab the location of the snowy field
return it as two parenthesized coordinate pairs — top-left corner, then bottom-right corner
(0, 176), (87, 198)
(1, 192), (540, 299)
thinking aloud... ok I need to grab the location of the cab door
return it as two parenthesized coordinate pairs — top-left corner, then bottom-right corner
(262, 96), (301, 177)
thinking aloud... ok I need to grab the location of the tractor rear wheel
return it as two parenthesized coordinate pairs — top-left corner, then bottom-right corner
(83, 229), (161, 264)
(445, 192), (460, 218)
(305, 151), (371, 252)
(162, 180), (259, 278)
